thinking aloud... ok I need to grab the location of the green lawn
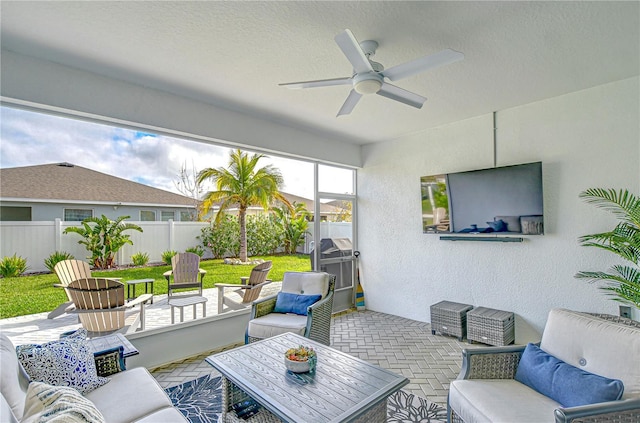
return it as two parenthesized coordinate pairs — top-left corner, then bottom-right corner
(0, 255), (311, 319)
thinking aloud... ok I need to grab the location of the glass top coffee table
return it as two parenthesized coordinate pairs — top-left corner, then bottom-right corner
(206, 332), (408, 423)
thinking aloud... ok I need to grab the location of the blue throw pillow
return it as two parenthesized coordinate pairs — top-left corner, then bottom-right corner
(16, 329), (109, 394)
(273, 292), (322, 316)
(515, 343), (624, 407)
(487, 219), (507, 232)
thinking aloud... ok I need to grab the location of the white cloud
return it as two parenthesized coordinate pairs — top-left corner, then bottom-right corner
(0, 106), (325, 199)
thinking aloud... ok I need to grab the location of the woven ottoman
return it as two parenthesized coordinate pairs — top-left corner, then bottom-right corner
(467, 306), (515, 346)
(430, 301), (474, 341)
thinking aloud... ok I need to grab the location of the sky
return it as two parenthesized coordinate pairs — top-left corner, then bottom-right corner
(0, 106), (353, 200)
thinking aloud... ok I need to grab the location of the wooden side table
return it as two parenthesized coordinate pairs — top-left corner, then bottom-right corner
(168, 296), (208, 324)
(127, 278), (154, 304)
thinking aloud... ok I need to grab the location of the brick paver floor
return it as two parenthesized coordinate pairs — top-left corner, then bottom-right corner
(150, 309), (468, 405)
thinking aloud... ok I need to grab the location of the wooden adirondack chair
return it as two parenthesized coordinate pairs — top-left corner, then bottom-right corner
(163, 252), (206, 299)
(48, 260), (93, 319)
(66, 278), (151, 336)
(216, 261), (273, 313)
(49, 259), (122, 319)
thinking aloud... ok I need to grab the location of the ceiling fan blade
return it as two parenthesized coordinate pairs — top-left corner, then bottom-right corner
(279, 77), (352, 89)
(377, 83), (426, 109)
(334, 29), (373, 74)
(383, 48), (464, 82)
(337, 90), (363, 116)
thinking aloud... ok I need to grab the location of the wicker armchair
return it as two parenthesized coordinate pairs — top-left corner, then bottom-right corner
(245, 272), (336, 345)
(448, 310), (640, 423)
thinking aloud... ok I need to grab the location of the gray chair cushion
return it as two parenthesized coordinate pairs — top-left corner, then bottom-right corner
(281, 272), (329, 298)
(247, 313), (308, 339)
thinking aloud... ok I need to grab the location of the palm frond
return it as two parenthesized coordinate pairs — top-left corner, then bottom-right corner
(577, 188), (640, 308)
(579, 188), (640, 227)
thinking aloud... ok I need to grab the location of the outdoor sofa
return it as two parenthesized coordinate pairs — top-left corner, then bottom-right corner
(0, 332), (187, 423)
(447, 308), (640, 423)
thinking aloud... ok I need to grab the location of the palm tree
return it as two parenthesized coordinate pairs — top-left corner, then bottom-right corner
(576, 188), (640, 310)
(273, 201), (310, 254)
(197, 149), (290, 262)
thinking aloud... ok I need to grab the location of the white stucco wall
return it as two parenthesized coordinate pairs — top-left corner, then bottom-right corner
(358, 77), (640, 342)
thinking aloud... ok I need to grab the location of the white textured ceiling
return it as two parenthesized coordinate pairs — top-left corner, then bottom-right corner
(1, 1), (638, 145)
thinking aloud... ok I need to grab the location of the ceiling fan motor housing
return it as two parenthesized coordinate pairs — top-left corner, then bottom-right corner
(353, 72), (383, 94)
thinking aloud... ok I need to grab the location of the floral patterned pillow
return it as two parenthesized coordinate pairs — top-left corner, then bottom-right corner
(16, 329), (109, 394)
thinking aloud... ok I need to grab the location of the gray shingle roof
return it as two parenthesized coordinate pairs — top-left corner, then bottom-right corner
(0, 162), (194, 206)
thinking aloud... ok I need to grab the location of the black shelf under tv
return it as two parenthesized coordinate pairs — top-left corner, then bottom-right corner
(439, 235), (524, 242)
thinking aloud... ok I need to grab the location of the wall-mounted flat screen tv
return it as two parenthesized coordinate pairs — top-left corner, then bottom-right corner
(421, 162), (544, 235)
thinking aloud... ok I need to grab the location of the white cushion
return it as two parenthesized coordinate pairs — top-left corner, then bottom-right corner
(281, 272), (329, 298)
(449, 379), (560, 423)
(0, 335), (29, 421)
(134, 406), (189, 422)
(85, 368), (173, 423)
(540, 308), (640, 399)
(22, 381), (105, 423)
(247, 313), (308, 339)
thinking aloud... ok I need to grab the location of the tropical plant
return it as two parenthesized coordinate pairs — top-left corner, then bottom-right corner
(131, 252), (150, 266)
(0, 254), (28, 278)
(575, 188), (640, 309)
(44, 251), (75, 272)
(273, 202), (310, 254)
(161, 250), (177, 265)
(197, 149), (291, 262)
(246, 214), (283, 256)
(199, 215), (239, 259)
(332, 200), (352, 222)
(186, 246), (205, 257)
(63, 215), (143, 269)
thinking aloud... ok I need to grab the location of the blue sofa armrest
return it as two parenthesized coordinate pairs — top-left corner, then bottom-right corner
(554, 397), (640, 423)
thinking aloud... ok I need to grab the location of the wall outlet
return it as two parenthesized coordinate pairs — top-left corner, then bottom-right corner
(619, 306), (632, 319)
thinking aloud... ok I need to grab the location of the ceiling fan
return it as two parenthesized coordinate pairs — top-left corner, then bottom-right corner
(279, 29), (464, 117)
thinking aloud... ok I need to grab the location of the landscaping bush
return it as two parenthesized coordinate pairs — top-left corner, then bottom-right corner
(200, 214), (284, 259)
(186, 246), (204, 257)
(131, 252), (150, 266)
(246, 214), (283, 256)
(199, 215), (239, 259)
(0, 254), (29, 278)
(44, 251), (75, 272)
(161, 250), (177, 265)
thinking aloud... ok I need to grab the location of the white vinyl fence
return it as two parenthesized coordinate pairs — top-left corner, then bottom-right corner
(0, 220), (352, 273)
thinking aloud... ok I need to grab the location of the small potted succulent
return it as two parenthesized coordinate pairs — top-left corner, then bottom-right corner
(284, 345), (317, 373)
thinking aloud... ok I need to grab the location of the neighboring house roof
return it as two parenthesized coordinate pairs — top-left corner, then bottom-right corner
(0, 162), (195, 207)
(280, 192), (345, 215)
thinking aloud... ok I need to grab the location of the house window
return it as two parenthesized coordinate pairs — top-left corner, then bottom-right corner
(140, 210), (156, 221)
(64, 208), (93, 221)
(161, 211), (174, 221)
(180, 211), (194, 222)
(0, 206), (32, 221)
